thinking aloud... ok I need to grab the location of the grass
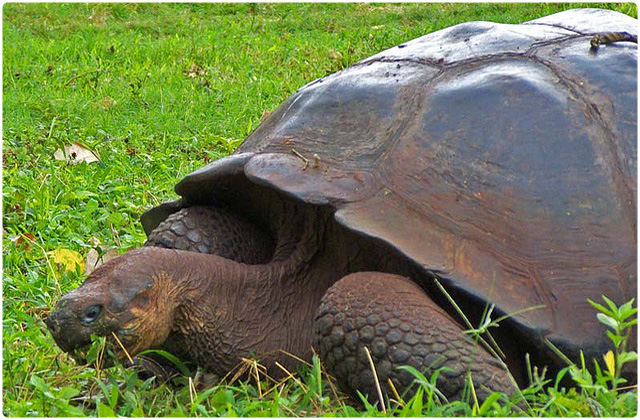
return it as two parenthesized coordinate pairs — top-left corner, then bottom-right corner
(3, 3), (637, 417)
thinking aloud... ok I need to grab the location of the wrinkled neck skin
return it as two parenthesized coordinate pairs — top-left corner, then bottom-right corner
(155, 218), (326, 377)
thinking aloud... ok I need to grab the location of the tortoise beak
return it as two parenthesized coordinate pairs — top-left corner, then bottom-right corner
(45, 306), (92, 355)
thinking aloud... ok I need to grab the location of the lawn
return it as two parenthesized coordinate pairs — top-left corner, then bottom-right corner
(3, 3), (637, 416)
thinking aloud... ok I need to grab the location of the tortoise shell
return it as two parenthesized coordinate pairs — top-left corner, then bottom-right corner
(143, 8), (637, 367)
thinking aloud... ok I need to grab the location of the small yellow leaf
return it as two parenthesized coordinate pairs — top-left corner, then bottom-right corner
(603, 350), (615, 376)
(47, 249), (85, 273)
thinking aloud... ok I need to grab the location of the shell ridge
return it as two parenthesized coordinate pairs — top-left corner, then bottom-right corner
(522, 22), (585, 35)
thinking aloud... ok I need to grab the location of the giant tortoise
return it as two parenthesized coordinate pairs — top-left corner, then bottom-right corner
(46, 8), (637, 402)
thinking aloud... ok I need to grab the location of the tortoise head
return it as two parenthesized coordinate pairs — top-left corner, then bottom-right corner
(45, 248), (179, 364)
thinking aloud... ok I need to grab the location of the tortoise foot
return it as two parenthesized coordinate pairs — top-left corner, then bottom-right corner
(314, 272), (518, 403)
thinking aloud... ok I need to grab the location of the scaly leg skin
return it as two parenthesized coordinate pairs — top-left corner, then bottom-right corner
(128, 355), (183, 385)
(145, 205), (273, 264)
(314, 272), (518, 403)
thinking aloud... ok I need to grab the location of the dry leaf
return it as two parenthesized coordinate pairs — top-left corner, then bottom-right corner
(12, 233), (35, 250)
(84, 247), (118, 275)
(47, 248), (85, 273)
(183, 63), (206, 79)
(260, 109), (272, 122)
(53, 142), (99, 165)
(327, 50), (342, 61)
(102, 96), (117, 109)
(27, 305), (50, 318)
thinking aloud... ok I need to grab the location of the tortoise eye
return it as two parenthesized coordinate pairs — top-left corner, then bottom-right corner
(81, 305), (102, 325)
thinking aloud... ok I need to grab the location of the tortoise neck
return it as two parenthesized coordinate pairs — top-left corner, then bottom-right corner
(161, 247), (319, 375)
(161, 245), (313, 297)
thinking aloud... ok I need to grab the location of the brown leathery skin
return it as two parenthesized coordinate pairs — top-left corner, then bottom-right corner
(315, 273), (518, 402)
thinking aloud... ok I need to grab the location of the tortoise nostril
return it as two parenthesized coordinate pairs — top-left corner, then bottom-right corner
(44, 314), (57, 333)
(44, 312), (65, 336)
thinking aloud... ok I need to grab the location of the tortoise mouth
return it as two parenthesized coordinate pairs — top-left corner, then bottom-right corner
(46, 310), (135, 367)
(69, 346), (91, 365)
(45, 310), (93, 354)
(68, 336), (130, 369)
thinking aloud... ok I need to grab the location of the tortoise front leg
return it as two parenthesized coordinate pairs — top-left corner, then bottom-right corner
(314, 272), (518, 403)
(145, 205), (273, 264)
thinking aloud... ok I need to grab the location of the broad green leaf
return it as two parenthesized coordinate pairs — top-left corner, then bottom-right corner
(195, 385), (220, 405)
(588, 299), (611, 317)
(58, 386), (80, 400)
(601, 295), (621, 316)
(61, 404), (85, 417)
(619, 351), (638, 364)
(619, 298), (636, 316)
(597, 313), (619, 330)
(109, 383), (119, 409)
(554, 392), (590, 415)
(130, 405), (145, 417)
(97, 402), (117, 417)
(606, 330), (624, 348)
(29, 374), (47, 392)
(138, 349), (192, 376)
